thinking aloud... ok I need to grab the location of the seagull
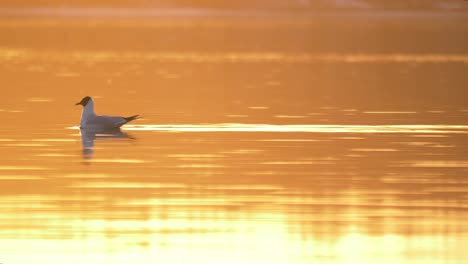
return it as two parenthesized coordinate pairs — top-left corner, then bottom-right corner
(75, 96), (139, 129)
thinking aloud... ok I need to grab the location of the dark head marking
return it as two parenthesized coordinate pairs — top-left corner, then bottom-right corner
(75, 96), (91, 106)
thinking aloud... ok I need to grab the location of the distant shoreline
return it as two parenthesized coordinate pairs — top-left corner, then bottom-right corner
(0, 7), (466, 20)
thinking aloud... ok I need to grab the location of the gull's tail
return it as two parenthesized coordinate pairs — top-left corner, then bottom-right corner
(124, 115), (139, 123)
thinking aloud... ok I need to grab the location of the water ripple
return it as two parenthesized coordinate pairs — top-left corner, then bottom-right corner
(2, 48), (468, 64)
(70, 124), (468, 134)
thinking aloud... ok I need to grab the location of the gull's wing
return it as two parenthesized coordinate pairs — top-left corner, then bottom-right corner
(85, 114), (139, 128)
(90, 115), (127, 128)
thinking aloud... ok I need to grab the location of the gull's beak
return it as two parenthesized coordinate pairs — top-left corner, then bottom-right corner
(75, 102), (81, 106)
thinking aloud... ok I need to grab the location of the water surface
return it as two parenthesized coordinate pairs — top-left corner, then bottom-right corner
(1, 10), (468, 264)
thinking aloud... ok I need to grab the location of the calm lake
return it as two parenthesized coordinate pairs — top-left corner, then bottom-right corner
(0, 9), (468, 264)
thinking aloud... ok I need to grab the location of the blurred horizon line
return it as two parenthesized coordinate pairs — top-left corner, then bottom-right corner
(0, 7), (466, 19)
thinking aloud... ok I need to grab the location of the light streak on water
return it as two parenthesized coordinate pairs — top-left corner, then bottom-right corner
(69, 124), (468, 134)
(2, 48), (468, 64)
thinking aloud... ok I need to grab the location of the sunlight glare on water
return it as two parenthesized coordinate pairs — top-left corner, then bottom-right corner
(2, 48), (468, 64)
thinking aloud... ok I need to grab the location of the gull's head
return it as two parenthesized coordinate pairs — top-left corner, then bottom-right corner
(75, 96), (92, 107)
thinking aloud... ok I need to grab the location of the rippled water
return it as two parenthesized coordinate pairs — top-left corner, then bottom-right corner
(1, 11), (468, 264)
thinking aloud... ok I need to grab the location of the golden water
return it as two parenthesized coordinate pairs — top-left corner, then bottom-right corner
(1, 9), (468, 264)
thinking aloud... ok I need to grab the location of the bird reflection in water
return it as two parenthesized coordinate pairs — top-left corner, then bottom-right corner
(80, 128), (133, 160)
